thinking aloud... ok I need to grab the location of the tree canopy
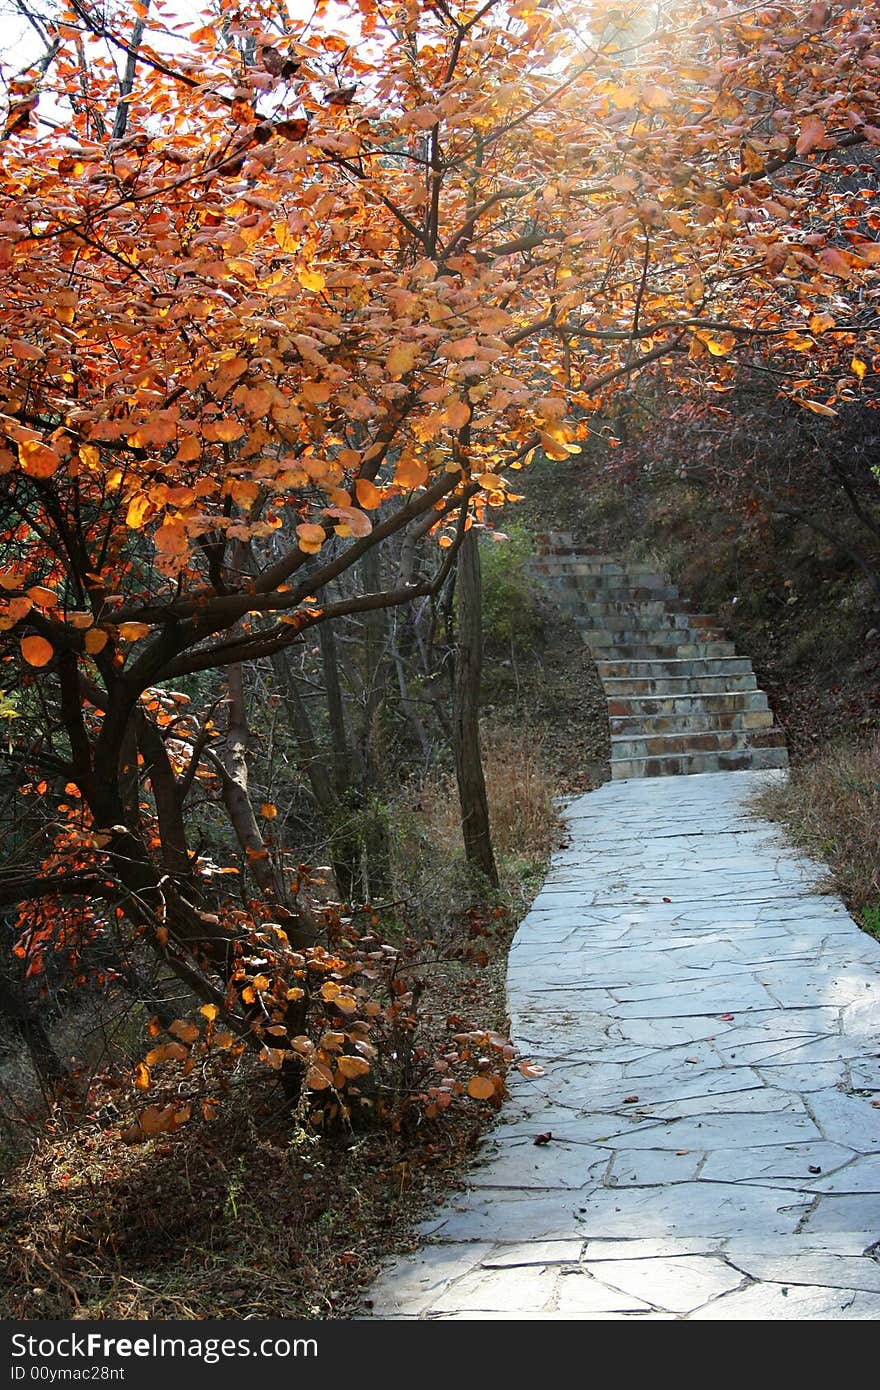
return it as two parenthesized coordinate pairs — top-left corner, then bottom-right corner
(1, 0), (878, 1122)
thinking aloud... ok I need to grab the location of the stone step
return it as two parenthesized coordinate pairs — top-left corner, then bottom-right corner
(603, 673), (759, 695)
(578, 607), (719, 630)
(529, 558), (659, 577)
(609, 708), (775, 736)
(575, 584), (681, 604)
(610, 726), (787, 760)
(537, 577), (683, 605)
(597, 656), (753, 679)
(606, 690), (771, 717)
(529, 543), (789, 780)
(611, 745), (790, 779)
(586, 639), (737, 660)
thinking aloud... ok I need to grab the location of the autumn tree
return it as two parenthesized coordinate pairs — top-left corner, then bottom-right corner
(1, 0), (878, 1111)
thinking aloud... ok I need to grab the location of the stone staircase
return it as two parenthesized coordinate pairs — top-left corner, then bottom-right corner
(530, 532), (789, 779)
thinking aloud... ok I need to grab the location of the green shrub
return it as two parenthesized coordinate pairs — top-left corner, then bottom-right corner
(479, 524), (544, 655)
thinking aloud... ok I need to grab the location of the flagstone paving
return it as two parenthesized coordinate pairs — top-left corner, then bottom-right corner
(366, 771), (880, 1320)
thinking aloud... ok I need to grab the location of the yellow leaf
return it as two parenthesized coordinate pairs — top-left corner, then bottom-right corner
(126, 494), (151, 530)
(851, 357), (867, 379)
(21, 634), (53, 667)
(298, 268), (326, 293)
(705, 333), (736, 357)
(273, 222), (297, 253)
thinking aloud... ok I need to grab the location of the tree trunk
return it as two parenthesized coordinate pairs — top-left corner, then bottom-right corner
(270, 650), (358, 903)
(318, 621), (356, 796)
(218, 665), (285, 902)
(453, 530), (499, 889)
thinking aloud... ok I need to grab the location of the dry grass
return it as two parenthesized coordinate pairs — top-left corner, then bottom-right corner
(755, 735), (880, 936)
(394, 724), (561, 935)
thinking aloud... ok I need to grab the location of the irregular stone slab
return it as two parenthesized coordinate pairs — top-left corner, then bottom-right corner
(554, 1270), (652, 1314)
(850, 1059), (880, 1091)
(482, 1240), (584, 1268)
(585, 1255), (745, 1314)
(420, 1194), (587, 1244)
(700, 1142), (855, 1185)
(609, 1150), (704, 1186)
(368, 1243), (491, 1316)
(800, 1194), (880, 1238)
(726, 1251), (880, 1292)
(597, 1111), (821, 1152)
(431, 1264), (559, 1314)
(574, 1181), (813, 1239)
(367, 771), (880, 1319)
(756, 1062), (850, 1093)
(689, 1283), (880, 1319)
(807, 1088), (880, 1152)
(468, 1142), (610, 1190)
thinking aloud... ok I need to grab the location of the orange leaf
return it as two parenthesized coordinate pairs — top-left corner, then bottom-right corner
(153, 520), (188, 556)
(394, 454), (428, 489)
(18, 439), (61, 479)
(21, 634), (53, 667)
(6, 596), (32, 622)
(169, 1019), (199, 1043)
(296, 522), (325, 554)
(118, 622), (150, 642)
(260, 802), (278, 819)
(85, 628), (109, 655)
(337, 1054), (370, 1079)
(795, 116), (826, 156)
(133, 1062), (151, 1091)
(355, 478), (381, 509)
(467, 1074), (497, 1100)
(387, 343), (417, 376)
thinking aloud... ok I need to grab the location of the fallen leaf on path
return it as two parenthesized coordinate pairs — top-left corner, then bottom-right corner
(533, 1132), (553, 1146)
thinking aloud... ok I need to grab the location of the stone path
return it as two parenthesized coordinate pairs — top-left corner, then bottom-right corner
(367, 771), (880, 1319)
